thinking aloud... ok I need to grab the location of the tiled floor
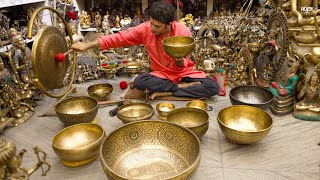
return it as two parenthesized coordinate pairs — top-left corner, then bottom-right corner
(1, 76), (320, 180)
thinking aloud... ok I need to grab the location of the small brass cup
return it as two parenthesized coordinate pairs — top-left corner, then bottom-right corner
(156, 102), (175, 120)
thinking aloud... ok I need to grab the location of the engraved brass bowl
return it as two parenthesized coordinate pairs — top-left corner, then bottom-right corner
(247, 42), (264, 54)
(162, 36), (195, 58)
(124, 62), (142, 75)
(87, 83), (113, 101)
(100, 120), (200, 179)
(167, 108), (209, 138)
(117, 102), (154, 124)
(55, 96), (98, 126)
(52, 123), (106, 167)
(186, 100), (207, 110)
(156, 102), (175, 120)
(229, 85), (274, 110)
(217, 105), (273, 144)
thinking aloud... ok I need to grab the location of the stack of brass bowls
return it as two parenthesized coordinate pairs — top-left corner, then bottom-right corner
(87, 83), (113, 101)
(186, 100), (208, 110)
(55, 96), (98, 126)
(117, 102), (154, 124)
(52, 123), (106, 167)
(162, 36), (195, 58)
(217, 105), (273, 144)
(156, 102), (175, 120)
(229, 85), (274, 110)
(167, 108), (209, 138)
(100, 120), (200, 179)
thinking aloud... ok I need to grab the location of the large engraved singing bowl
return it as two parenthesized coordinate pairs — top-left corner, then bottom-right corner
(52, 123), (106, 167)
(167, 108), (209, 138)
(162, 36), (195, 58)
(229, 85), (274, 110)
(87, 83), (113, 101)
(55, 96), (98, 126)
(156, 102), (175, 120)
(100, 120), (200, 179)
(117, 102), (154, 124)
(217, 105), (273, 144)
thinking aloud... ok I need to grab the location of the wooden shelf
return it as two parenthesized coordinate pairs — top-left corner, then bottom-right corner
(0, 0), (45, 8)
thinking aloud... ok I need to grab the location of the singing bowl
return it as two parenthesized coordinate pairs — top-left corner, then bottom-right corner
(167, 108), (209, 138)
(156, 102), (175, 120)
(55, 96), (98, 126)
(117, 102), (154, 124)
(162, 36), (195, 58)
(87, 83), (113, 101)
(217, 105), (273, 144)
(100, 120), (200, 179)
(124, 62), (141, 74)
(52, 123), (106, 167)
(186, 100), (207, 110)
(229, 85), (274, 110)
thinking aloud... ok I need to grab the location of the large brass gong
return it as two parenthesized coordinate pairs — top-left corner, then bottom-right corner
(27, 7), (76, 98)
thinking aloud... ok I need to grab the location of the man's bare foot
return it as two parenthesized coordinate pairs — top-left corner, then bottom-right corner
(178, 82), (201, 88)
(149, 92), (173, 100)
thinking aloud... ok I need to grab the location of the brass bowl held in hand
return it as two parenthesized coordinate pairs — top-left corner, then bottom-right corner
(162, 36), (195, 58)
(229, 85), (274, 110)
(87, 83), (113, 101)
(55, 96), (98, 126)
(167, 107), (209, 138)
(217, 105), (273, 144)
(117, 102), (154, 123)
(156, 102), (175, 120)
(100, 120), (200, 179)
(52, 123), (106, 167)
(186, 100), (207, 110)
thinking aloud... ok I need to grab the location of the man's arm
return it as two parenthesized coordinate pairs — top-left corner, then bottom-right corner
(71, 39), (100, 52)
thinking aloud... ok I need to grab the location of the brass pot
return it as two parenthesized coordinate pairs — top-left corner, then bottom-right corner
(293, 30), (317, 44)
(87, 83), (113, 101)
(162, 36), (195, 58)
(117, 102), (154, 123)
(217, 105), (273, 144)
(229, 85), (274, 110)
(156, 102), (175, 120)
(52, 123), (106, 167)
(167, 107), (209, 138)
(55, 96), (98, 126)
(100, 120), (200, 179)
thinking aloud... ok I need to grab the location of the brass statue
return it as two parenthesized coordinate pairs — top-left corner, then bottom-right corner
(95, 11), (102, 28)
(288, 0), (319, 27)
(294, 71), (320, 120)
(115, 15), (121, 28)
(0, 138), (51, 179)
(80, 10), (91, 29)
(66, 24), (84, 45)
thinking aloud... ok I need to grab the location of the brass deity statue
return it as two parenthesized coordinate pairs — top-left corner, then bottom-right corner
(80, 10), (91, 29)
(294, 72), (320, 120)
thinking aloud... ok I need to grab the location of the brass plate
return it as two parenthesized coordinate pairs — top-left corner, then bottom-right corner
(32, 26), (68, 90)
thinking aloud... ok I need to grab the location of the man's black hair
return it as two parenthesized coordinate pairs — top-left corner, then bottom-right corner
(149, 1), (176, 24)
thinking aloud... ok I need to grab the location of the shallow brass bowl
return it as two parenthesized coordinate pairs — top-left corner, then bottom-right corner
(117, 102), (154, 123)
(55, 96), (98, 126)
(247, 42), (264, 54)
(229, 85), (273, 110)
(124, 62), (141, 74)
(167, 108), (209, 138)
(162, 36), (195, 58)
(52, 123), (106, 167)
(186, 100), (207, 110)
(217, 105), (273, 144)
(100, 120), (200, 179)
(87, 83), (113, 101)
(156, 102), (175, 120)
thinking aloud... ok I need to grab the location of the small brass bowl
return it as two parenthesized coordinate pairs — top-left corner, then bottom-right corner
(124, 62), (141, 75)
(162, 36), (195, 58)
(52, 123), (106, 167)
(217, 105), (273, 144)
(229, 85), (274, 110)
(167, 107), (209, 138)
(117, 102), (154, 123)
(156, 102), (175, 120)
(186, 100), (207, 110)
(247, 42), (264, 54)
(100, 120), (200, 179)
(87, 83), (113, 101)
(55, 96), (98, 126)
